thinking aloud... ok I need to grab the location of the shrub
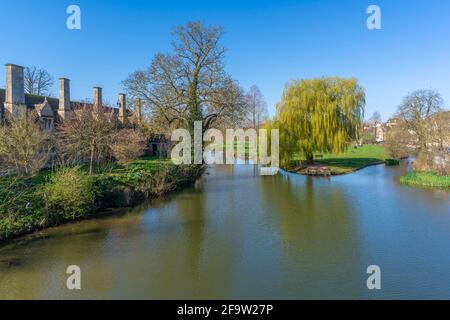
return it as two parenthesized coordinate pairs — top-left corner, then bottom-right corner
(385, 158), (400, 166)
(57, 106), (117, 175)
(111, 129), (147, 164)
(0, 177), (45, 239)
(384, 121), (413, 160)
(136, 164), (203, 197)
(0, 111), (51, 176)
(41, 166), (96, 221)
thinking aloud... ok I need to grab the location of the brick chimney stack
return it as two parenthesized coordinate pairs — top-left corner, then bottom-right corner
(5, 64), (26, 117)
(136, 98), (142, 123)
(58, 78), (71, 120)
(93, 87), (102, 111)
(118, 93), (126, 123)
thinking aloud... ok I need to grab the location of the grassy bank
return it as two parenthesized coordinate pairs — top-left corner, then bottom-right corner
(400, 172), (450, 189)
(0, 158), (204, 241)
(288, 144), (388, 175)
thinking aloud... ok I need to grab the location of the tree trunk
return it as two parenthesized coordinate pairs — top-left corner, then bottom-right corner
(89, 146), (95, 175)
(306, 152), (314, 165)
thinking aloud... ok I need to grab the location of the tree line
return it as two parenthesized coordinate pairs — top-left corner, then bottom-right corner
(0, 21), (270, 176)
(385, 89), (450, 175)
(0, 106), (147, 176)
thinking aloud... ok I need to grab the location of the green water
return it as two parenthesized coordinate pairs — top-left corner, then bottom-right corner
(0, 162), (449, 299)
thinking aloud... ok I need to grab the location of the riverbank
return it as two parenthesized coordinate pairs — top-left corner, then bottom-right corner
(2, 159), (449, 299)
(287, 144), (388, 175)
(400, 171), (450, 189)
(0, 158), (204, 242)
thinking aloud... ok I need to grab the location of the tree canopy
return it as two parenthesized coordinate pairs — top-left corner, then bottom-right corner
(275, 77), (365, 165)
(245, 85), (268, 130)
(123, 21), (247, 134)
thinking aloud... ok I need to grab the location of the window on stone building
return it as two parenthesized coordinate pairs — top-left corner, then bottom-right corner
(41, 117), (53, 130)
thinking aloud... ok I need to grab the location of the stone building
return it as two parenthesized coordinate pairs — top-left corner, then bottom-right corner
(0, 64), (140, 128)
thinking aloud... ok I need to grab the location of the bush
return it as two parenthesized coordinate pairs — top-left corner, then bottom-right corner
(0, 111), (51, 176)
(1, 159), (204, 241)
(385, 158), (400, 166)
(0, 177), (45, 239)
(384, 122), (413, 160)
(136, 164), (204, 197)
(111, 129), (147, 164)
(41, 166), (96, 221)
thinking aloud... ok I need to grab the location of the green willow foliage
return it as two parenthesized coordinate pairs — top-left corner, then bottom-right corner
(275, 77), (365, 165)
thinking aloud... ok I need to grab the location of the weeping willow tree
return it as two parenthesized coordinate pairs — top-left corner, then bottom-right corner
(275, 77), (365, 165)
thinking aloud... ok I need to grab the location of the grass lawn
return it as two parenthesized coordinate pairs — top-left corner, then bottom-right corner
(28, 156), (168, 186)
(97, 156), (169, 184)
(400, 172), (450, 189)
(316, 144), (387, 174)
(290, 144), (387, 175)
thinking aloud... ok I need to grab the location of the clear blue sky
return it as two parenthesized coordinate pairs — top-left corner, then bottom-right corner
(1, 0), (449, 120)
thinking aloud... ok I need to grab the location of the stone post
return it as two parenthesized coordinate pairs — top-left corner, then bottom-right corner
(58, 78), (71, 120)
(118, 93), (126, 123)
(93, 87), (102, 111)
(5, 64), (26, 117)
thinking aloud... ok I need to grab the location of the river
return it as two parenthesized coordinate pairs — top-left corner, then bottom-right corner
(0, 161), (449, 299)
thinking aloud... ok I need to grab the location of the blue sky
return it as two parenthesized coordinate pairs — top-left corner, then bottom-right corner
(1, 0), (449, 120)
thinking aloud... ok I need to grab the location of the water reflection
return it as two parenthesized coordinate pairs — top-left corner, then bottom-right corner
(0, 162), (449, 299)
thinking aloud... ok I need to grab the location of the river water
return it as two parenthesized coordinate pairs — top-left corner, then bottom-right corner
(0, 162), (449, 299)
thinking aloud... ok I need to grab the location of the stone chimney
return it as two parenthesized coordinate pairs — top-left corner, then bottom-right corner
(5, 64), (26, 117)
(93, 87), (102, 111)
(58, 78), (71, 119)
(118, 93), (126, 123)
(136, 98), (142, 122)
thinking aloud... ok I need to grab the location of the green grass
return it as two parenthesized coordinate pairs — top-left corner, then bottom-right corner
(400, 172), (450, 189)
(290, 144), (387, 175)
(97, 157), (169, 185)
(0, 157), (201, 241)
(24, 157), (168, 186)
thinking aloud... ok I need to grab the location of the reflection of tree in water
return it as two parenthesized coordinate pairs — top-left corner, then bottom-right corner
(0, 218), (117, 299)
(169, 173), (241, 299)
(176, 192), (205, 280)
(258, 173), (364, 298)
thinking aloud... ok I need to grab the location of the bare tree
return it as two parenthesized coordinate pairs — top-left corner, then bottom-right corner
(426, 111), (450, 175)
(57, 105), (118, 175)
(24, 66), (55, 96)
(0, 111), (51, 176)
(111, 128), (147, 164)
(369, 111), (382, 124)
(245, 85), (268, 129)
(393, 89), (449, 172)
(384, 120), (414, 159)
(123, 21), (246, 135)
(397, 89), (443, 155)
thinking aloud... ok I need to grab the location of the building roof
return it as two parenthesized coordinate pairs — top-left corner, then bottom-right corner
(0, 88), (119, 118)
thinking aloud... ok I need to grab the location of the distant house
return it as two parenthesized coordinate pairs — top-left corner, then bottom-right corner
(363, 121), (387, 144)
